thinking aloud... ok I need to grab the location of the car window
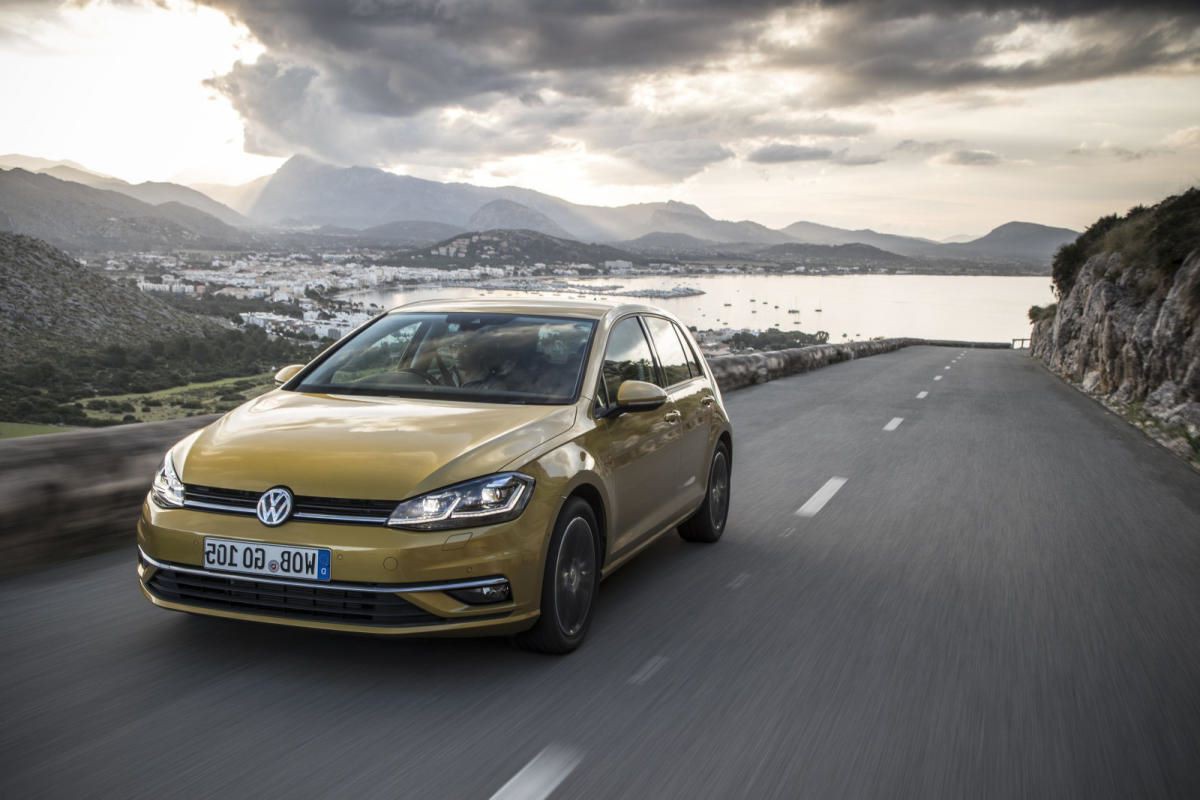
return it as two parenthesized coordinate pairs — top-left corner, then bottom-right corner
(674, 322), (704, 379)
(602, 317), (660, 403)
(643, 316), (692, 386)
(320, 319), (422, 384)
(295, 312), (595, 404)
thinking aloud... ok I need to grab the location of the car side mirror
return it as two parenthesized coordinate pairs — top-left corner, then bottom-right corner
(274, 364), (305, 385)
(614, 380), (668, 412)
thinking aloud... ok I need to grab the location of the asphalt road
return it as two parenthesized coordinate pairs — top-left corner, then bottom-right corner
(3, 346), (1199, 799)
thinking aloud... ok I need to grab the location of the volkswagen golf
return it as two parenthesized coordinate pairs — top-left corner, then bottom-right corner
(137, 298), (732, 653)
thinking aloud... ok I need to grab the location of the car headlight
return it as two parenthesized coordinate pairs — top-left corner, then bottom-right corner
(150, 452), (185, 509)
(387, 473), (534, 531)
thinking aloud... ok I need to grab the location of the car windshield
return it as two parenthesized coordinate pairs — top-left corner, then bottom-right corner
(293, 312), (596, 405)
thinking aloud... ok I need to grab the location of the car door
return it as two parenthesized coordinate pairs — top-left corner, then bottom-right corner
(591, 316), (682, 556)
(642, 315), (710, 510)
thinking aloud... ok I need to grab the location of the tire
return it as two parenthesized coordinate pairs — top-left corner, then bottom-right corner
(515, 498), (600, 654)
(678, 441), (731, 543)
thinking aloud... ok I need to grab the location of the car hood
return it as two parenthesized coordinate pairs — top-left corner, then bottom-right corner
(177, 390), (577, 500)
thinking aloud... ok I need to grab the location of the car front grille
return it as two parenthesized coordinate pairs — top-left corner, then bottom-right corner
(146, 567), (445, 627)
(183, 485), (397, 525)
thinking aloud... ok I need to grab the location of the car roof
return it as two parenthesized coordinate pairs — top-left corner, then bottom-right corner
(388, 296), (675, 322)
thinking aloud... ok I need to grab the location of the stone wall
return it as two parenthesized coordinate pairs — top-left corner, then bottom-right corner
(0, 415), (218, 573)
(707, 338), (923, 392)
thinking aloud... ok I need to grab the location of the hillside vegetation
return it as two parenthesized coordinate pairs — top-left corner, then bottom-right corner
(413, 229), (642, 268)
(1051, 188), (1200, 299)
(0, 232), (220, 365)
(0, 233), (320, 426)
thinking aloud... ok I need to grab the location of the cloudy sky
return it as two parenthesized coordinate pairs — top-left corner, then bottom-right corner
(1, 0), (1197, 238)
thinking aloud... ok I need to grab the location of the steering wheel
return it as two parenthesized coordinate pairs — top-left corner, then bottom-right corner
(393, 368), (438, 386)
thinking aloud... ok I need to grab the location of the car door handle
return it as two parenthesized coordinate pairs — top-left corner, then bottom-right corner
(700, 397), (715, 407)
(664, 410), (681, 424)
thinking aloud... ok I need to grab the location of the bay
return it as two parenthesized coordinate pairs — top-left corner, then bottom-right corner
(348, 274), (1055, 343)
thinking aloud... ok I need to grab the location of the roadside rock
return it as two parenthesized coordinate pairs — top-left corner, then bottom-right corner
(1032, 249), (1200, 456)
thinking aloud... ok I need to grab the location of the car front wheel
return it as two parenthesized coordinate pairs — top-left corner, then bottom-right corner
(515, 497), (599, 654)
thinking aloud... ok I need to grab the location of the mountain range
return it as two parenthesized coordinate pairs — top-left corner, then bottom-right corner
(0, 153), (1080, 265)
(0, 168), (248, 250)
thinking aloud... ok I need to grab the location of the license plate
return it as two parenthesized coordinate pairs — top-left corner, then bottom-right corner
(203, 537), (331, 582)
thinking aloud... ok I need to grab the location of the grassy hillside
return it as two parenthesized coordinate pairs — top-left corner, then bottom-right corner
(0, 421), (76, 439)
(79, 373), (276, 425)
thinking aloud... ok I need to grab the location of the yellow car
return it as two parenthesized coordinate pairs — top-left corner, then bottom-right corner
(138, 299), (732, 652)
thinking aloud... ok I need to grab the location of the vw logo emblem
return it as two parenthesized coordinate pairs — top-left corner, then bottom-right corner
(256, 487), (294, 527)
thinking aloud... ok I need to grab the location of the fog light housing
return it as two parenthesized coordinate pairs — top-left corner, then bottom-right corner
(448, 581), (511, 605)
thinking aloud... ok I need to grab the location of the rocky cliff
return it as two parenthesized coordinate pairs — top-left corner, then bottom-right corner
(1031, 189), (1200, 464)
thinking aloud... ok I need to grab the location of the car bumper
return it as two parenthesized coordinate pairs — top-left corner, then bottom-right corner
(136, 495), (552, 637)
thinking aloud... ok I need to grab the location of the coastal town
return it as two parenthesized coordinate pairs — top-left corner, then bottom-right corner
(83, 221), (959, 347)
(87, 244), (741, 344)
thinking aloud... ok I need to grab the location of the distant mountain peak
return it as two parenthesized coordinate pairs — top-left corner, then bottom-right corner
(466, 199), (571, 238)
(0, 154), (113, 179)
(662, 200), (710, 219)
(276, 153), (330, 173)
(943, 220), (1079, 263)
(418, 227), (641, 266)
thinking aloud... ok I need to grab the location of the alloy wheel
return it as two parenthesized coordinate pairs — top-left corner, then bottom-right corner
(709, 450), (730, 531)
(554, 516), (596, 637)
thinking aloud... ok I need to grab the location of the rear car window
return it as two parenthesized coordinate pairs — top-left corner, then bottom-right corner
(674, 322), (704, 378)
(643, 315), (692, 386)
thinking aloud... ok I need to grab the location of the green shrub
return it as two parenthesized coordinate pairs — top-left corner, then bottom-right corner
(1052, 188), (1199, 299)
(1028, 304), (1057, 323)
(727, 328), (830, 351)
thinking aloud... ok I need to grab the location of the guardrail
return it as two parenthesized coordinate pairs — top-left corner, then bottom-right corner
(0, 338), (1012, 574)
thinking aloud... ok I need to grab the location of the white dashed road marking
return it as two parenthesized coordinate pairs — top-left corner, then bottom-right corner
(883, 417), (904, 431)
(916, 391), (929, 399)
(934, 375), (943, 381)
(796, 477), (848, 518)
(628, 656), (670, 685)
(491, 746), (583, 800)
(727, 572), (751, 589)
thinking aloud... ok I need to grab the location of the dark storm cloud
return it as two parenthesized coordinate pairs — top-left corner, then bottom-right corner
(769, 2), (1200, 104)
(192, 0), (1200, 173)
